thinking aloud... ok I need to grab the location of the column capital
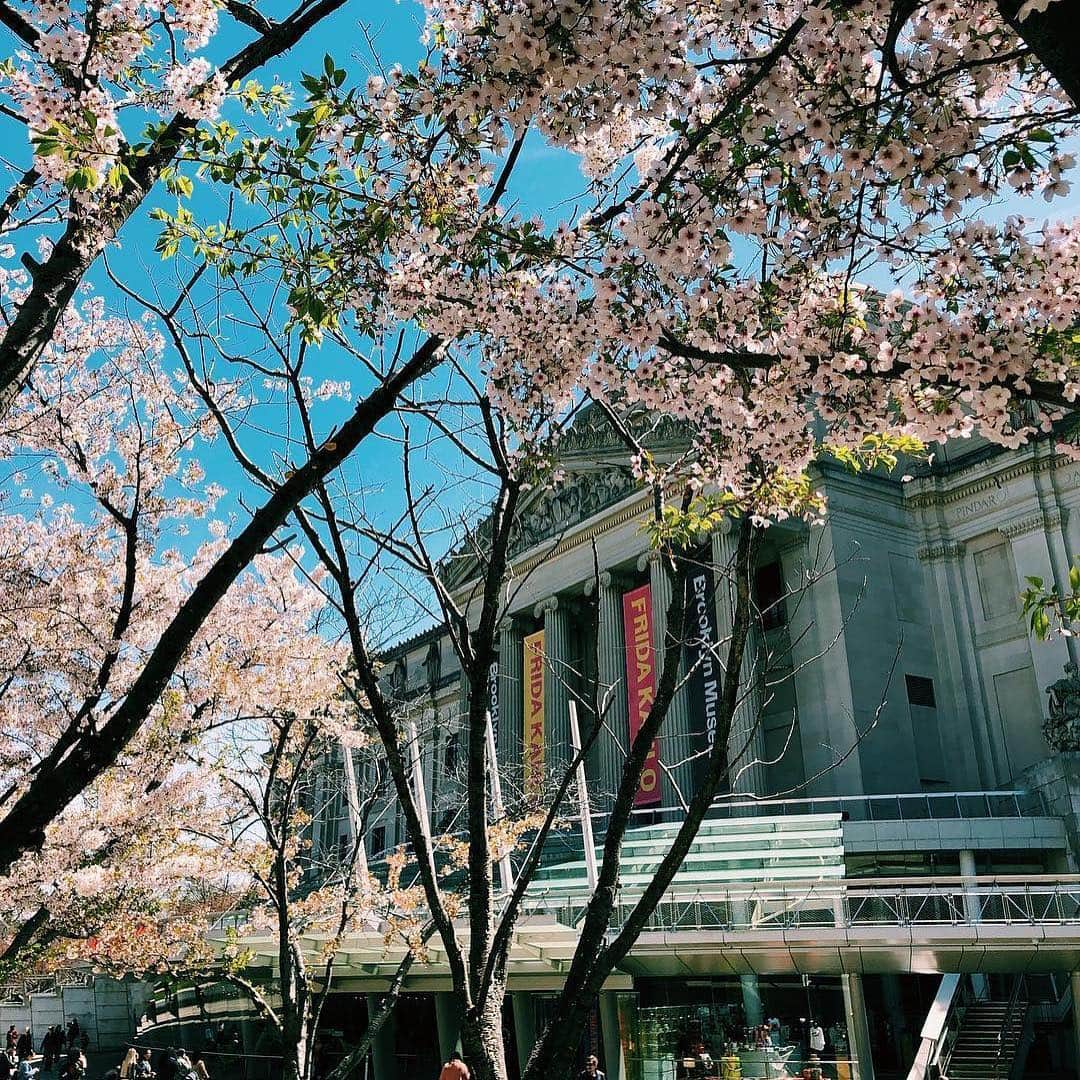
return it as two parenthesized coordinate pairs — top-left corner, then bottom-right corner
(636, 550), (663, 573)
(533, 595), (559, 619)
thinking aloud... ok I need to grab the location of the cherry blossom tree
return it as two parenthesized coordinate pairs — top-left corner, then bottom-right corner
(1, 0), (1080, 1075)
(0, 0), (370, 415)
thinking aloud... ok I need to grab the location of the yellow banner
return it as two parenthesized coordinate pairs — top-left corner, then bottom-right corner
(523, 629), (545, 795)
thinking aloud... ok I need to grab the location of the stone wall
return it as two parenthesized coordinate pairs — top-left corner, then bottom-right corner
(1020, 751), (1080, 869)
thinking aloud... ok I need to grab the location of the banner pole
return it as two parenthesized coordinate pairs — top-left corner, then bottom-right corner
(485, 708), (514, 893)
(341, 743), (369, 880)
(569, 699), (598, 891)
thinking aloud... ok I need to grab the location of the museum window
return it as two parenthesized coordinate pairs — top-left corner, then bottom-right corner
(754, 560), (787, 630)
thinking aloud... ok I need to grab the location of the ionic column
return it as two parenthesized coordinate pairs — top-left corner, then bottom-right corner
(636, 551), (693, 807)
(497, 620), (523, 789)
(536, 597), (571, 771)
(584, 571), (629, 810)
(712, 521), (766, 798)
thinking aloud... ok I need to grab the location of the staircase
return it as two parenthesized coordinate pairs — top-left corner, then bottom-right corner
(943, 996), (1027, 1080)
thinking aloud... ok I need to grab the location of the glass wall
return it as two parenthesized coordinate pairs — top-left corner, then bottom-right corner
(621, 977), (853, 1080)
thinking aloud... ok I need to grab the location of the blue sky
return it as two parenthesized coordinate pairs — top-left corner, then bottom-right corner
(2, 1), (1079, 619)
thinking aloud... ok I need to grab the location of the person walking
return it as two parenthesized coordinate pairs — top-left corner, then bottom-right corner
(438, 1051), (470, 1080)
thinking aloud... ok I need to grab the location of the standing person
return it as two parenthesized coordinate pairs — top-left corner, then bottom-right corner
(132, 1049), (154, 1079)
(14, 1031), (31, 1062)
(5, 1030), (16, 1054)
(39, 1029), (52, 1072)
(577, 1054), (606, 1080)
(0, 1048), (13, 1080)
(119, 1049), (138, 1079)
(156, 1049), (177, 1080)
(438, 1051), (470, 1080)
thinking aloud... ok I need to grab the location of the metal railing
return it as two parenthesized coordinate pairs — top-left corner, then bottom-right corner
(705, 789), (1048, 822)
(523, 873), (1080, 933)
(365, 789), (1047, 863)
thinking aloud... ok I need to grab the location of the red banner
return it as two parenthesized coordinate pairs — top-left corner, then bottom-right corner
(623, 583), (661, 807)
(523, 629), (545, 795)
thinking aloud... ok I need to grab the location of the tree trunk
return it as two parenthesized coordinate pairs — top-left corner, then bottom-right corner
(521, 989), (592, 1080)
(996, 0), (1080, 109)
(460, 990), (509, 1080)
(280, 1015), (310, 1080)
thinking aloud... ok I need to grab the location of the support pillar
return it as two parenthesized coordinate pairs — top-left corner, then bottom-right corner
(879, 975), (907, 1069)
(591, 571), (630, 810)
(599, 992), (624, 1080)
(712, 522), (766, 798)
(842, 974), (875, 1080)
(366, 995), (398, 1080)
(741, 975), (764, 1028)
(1070, 972), (1080, 1076)
(434, 993), (460, 1062)
(512, 994), (536, 1080)
(959, 849), (988, 999)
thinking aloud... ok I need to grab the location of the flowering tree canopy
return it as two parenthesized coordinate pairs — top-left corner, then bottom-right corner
(0, 1), (1079, 1076)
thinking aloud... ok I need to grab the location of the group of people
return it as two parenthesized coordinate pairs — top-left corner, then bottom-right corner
(107, 1046), (208, 1080)
(1, 1022), (88, 1080)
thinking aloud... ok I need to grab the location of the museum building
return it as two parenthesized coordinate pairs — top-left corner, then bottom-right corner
(155, 411), (1080, 1080)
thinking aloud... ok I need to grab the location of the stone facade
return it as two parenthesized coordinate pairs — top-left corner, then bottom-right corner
(329, 417), (1080, 859)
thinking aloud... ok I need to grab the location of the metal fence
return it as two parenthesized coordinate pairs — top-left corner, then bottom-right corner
(525, 874), (1080, 933)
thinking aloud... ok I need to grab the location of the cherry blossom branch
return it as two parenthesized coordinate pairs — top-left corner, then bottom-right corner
(0, 333), (446, 877)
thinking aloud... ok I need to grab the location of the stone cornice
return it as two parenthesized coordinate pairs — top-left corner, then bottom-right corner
(906, 449), (1073, 510)
(998, 508), (1067, 540)
(916, 541), (966, 563)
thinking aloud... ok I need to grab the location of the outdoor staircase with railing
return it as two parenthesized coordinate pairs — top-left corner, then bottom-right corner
(942, 992), (1028, 1080)
(907, 974), (1035, 1080)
